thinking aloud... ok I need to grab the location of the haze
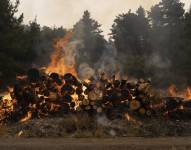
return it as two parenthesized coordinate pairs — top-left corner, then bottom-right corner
(16, 0), (191, 37)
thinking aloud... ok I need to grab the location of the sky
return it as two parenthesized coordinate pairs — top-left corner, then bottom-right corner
(15, 0), (191, 37)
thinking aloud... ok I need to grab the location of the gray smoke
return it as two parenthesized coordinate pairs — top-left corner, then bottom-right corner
(78, 63), (95, 80)
(94, 42), (119, 75)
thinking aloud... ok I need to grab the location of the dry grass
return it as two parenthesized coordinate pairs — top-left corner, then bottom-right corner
(0, 124), (9, 137)
(2, 114), (191, 138)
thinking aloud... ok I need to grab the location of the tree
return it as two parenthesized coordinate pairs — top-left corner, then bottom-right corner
(148, 0), (186, 86)
(111, 7), (150, 77)
(149, 0), (185, 58)
(0, 0), (25, 84)
(185, 9), (191, 39)
(111, 7), (150, 56)
(172, 8), (191, 85)
(23, 18), (40, 61)
(0, 0), (24, 58)
(73, 10), (106, 66)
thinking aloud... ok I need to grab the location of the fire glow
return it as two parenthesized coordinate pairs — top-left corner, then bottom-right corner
(168, 85), (191, 100)
(46, 31), (77, 77)
(1, 33), (191, 124)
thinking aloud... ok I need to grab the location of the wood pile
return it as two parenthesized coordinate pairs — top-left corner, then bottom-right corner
(1, 68), (191, 123)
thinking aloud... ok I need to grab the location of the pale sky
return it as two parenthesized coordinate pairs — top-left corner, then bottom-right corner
(15, 0), (191, 37)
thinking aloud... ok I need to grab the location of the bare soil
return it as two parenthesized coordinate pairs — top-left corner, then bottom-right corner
(0, 137), (191, 150)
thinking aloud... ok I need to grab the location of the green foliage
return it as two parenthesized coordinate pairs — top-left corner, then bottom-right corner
(1, 0), (191, 88)
(111, 0), (191, 87)
(0, 0), (25, 85)
(0, 0), (66, 86)
(111, 7), (150, 77)
(149, 0), (185, 57)
(73, 10), (106, 66)
(112, 7), (150, 56)
(0, 0), (23, 57)
(124, 56), (147, 78)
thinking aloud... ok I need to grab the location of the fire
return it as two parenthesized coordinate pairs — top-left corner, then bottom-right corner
(125, 113), (142, 125)
(168, 85), (191, 100)
(20, 111), (33, 123)
(2, 93), (12, 101)
(125, 113), (134, 121)
(46, 31), (77, 76)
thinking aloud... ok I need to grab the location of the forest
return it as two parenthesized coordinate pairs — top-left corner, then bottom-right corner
(0, 0), (191, 88)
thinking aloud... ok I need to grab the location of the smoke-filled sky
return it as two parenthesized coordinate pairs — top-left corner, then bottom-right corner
(16, 0), (190, 37)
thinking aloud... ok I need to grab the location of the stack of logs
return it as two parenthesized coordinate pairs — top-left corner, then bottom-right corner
(1, 68), (191, 123)
(163, 97), (191, 119)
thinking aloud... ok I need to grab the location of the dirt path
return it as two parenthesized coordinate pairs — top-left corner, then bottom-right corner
(0, 137), (191, 150)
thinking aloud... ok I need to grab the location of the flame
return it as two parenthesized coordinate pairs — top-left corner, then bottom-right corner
(17, 130), (24, 137)
(2, 93), (12, 101)
(125, 113), (134, 121)
(16, 75), (27, 80)
(168, 85), (191, 100)
(46, 31), (77, 76)
(125, 113), (142, 125)
(186, 87), (191, 99)
(20, 111), (33, 123)
(84, 79), (91, 84)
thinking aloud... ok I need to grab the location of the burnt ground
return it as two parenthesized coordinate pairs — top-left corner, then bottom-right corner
(0, 137), (191, 150)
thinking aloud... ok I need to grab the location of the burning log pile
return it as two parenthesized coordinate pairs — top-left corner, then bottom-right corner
(1, 68), (191, 123)
(162, 97), (191, 119)
(160, 85), (191, 119)
(0, 68), (159, 123)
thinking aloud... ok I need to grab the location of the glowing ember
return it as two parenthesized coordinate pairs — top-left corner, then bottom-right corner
(168, 85), (191, 100)
(46, 31), (77, 76)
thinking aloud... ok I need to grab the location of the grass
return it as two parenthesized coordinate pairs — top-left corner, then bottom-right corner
(0, 124), (9, 137)
(2, 114), (191, 138)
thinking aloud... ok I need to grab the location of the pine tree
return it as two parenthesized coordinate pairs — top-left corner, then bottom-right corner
(73, 10), (106, 66)
(0, 0), (24, 57)
(149, 0), (185, 57)
(0, 0), (24, 84)
(111, 7), (150, 56)
(111, 7), (150, 77)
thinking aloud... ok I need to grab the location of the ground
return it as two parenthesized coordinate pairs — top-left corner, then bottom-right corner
(0, 137), (191, 150)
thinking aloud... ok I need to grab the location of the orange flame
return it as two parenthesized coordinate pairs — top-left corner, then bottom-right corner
(168, 85), (191, 100)
(46, 31), (77, 76)
(20, 111), (33, 123)
(125, 113), (142, 125)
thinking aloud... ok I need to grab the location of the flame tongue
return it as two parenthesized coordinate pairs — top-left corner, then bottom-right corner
(46, 31), (77, 76)
(186, 87), (191, 100)
(168, 85), (191, 100)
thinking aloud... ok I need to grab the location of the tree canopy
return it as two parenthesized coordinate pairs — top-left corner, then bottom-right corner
(1, 0), (191, 88)
(73, 10), (106, 67)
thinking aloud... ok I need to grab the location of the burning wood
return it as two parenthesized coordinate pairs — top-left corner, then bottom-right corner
(1, 67), (191, 123)
(168, 85), (191, 100)
(0, 68), (160, 123)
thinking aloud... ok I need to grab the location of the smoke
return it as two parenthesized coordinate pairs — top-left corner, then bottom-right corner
(78, 63), (95, 80)
(95, 42), (119, 75)
(97, 115), (111, 126)
(76, 41), (121, 79)
(145, 52), (172, 87)
(17, 0), (164, 38)
(63, 41), (78, 67)
(147, 52), (171, 69)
